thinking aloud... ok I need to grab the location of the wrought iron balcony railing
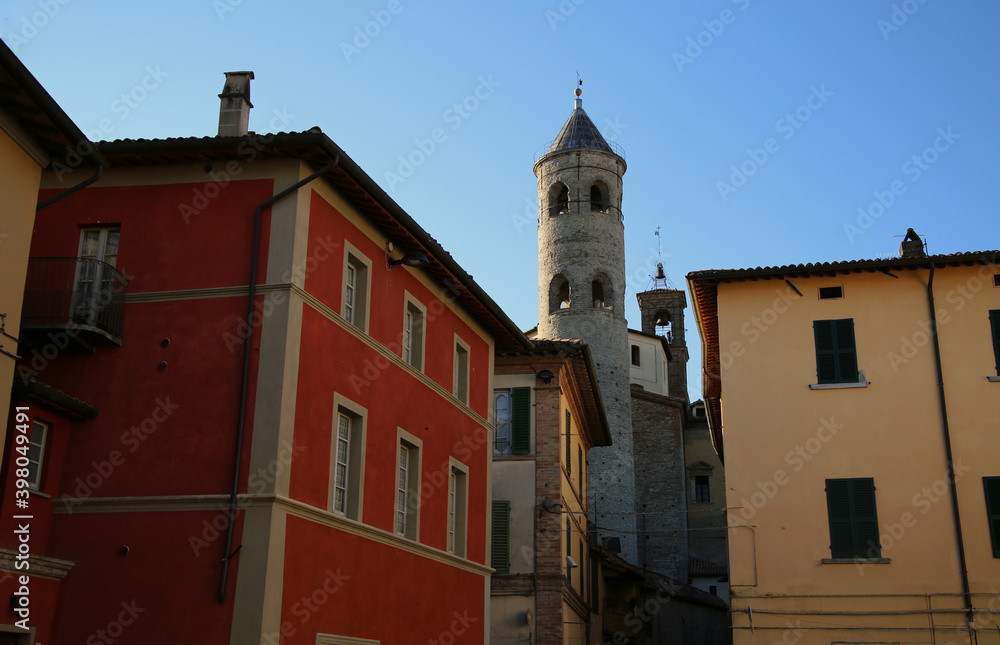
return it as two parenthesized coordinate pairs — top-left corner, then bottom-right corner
(21, 257), (128, 345)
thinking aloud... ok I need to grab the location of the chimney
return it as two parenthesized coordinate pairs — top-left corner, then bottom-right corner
(899, 227), (926, 259)
(218, 71), (254, 137)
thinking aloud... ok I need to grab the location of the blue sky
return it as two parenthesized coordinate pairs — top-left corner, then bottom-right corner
(5, 0), (998, 400)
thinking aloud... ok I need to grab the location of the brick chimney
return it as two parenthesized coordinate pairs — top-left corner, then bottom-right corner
(218, 71), (254, 137)
(899, 227), (926, 259)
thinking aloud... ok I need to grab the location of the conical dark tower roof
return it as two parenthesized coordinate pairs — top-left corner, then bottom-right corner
(546, 97), (613, 155)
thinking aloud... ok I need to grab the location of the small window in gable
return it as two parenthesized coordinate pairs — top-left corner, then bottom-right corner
(819, 286), (844, 300)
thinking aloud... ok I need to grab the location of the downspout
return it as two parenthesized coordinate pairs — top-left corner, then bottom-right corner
(218, 158), (339, 604)
(36, 161), (106, 210)
(926, 263), (975, 632)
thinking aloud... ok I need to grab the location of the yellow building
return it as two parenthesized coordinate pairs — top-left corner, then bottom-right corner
(688, 236), (1000, 645)
(0, 41), (104, 443)
(490, 339), (611, 644)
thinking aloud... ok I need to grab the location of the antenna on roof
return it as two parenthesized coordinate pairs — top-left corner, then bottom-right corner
(650, 227), (673, 289)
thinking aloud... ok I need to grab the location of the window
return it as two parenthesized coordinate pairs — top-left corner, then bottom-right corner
(403, 295), (426, 370)
(994, 275), (1000, 288)
(550, 274), (571, 312)
(566, 517), (572, 581)
(590, 556), (600, 609)
(565, 410), (572, 476)
(27, 421), (48, 490)
(448, 460), (468, 557)
(590, 181), (609, 213)
(577, 445), (583, 490)
(330, 397), (367, 520)
(819, 286), (844, 300)
(984, 478), (1000, 558)
(592, 273), (612, 310)
(814, 319), (859, 384)
(549, 182), (569, 217)
(990, 310), (1000, 376)
(453, 336), (470, 404)
(491, 500), (511, 574)
(631, 344), (641, 366)
(343, 245), (371, 331)
(694, 475), (711, 503)
(495, 388), (531, 456)
(75, 227), (120, 325)
(826, 478), (880, 559)
(395, 430), (422, 540)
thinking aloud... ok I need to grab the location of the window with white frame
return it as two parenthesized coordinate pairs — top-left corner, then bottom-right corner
(403, 294), (426, 370)
(395, 431), (422, 540)
(330, 397), (366, 521)
(448, 460), (469, 557)
(454, 336), (470, 404)
(27, 420), (48, 490)
(343, 245), (371, 331)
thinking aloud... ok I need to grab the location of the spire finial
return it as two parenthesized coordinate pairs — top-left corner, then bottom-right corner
(574, 73), (582, 107)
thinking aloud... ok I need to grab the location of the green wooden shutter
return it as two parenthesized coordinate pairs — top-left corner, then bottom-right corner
(590, 556), (600, 611)
(565, 410), (572, 475)
(566, 517), (572, 581)
(815, 319), (858, 383)
(491, 500), (511, 573)
(990, 310), (1000, 376)
(578, 445), (583, 484)
(826, 478), (879, 558)
(851, 478), (880, 557)
(984, 477), (1000, 558)
(510, 387), (531, 455)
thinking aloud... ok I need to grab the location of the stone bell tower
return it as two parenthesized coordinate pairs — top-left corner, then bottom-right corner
(534, 87), (637, 562)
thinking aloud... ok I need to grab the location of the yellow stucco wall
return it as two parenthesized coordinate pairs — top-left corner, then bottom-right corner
(0, 127), (44, 438)
(716, 263), (1000, 645)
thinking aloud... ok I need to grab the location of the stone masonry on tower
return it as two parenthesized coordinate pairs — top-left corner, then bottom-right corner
(533, 89), (639, 563)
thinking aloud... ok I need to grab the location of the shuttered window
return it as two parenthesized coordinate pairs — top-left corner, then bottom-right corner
(510, 387), (531, 455)
(814, 319), (859, 384)
(826, 478), (880, 559)
(491, 500), (511, 573)
(590, 556), (600, 611)
(990, 310), (1000, 376)
(565, 410), (572, 475)
(984, 477), (1000, 558)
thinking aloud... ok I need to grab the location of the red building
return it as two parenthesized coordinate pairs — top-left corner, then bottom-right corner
(5, 73), (528, 643)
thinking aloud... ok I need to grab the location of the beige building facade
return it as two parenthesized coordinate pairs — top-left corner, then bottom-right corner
(490, 340), (611, 644)
(689, 238), (1000, 645)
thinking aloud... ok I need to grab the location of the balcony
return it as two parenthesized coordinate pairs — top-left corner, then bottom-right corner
(21, 257), (128, 347)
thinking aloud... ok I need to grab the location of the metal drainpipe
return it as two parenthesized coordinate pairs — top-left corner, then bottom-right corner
(926, 263), (975, 632)
(36, 162), (106, 210)
(218, 158), (339, 604)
